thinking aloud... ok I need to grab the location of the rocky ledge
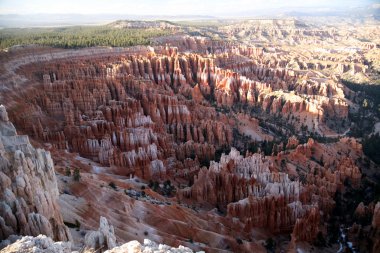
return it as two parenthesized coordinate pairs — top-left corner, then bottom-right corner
(0, 235), (200, 253)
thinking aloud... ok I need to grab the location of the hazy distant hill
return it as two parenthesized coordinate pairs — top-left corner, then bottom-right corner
(107, 20), (180, 29)
(0, 14), (215, 28)
(283, 4), (380, 19)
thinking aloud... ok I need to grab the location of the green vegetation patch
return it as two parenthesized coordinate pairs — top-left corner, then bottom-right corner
(363, 133), (380, 164)
(342, 80), (380, 163)
(0, 26), (172, 49)
(342, 79), (380, 115)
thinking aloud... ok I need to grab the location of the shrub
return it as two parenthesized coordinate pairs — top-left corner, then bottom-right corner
(264, 238), (276, 252)
(164, 180), (171, 187)
(152, 181), (159, 192)
(75, 219), (81, 228)
(109, 181), (117, 190)
(65, 219), (81, 231)
(64, 221), (80, 228)
(73, 168), (81, 181)
(314, 232), (326, 247)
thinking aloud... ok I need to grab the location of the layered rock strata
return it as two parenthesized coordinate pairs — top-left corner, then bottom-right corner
(0, 105), (71, 241)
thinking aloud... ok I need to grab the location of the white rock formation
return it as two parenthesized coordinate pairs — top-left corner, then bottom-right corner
(0, 234), (71, 253)
(0, 105), (71, 241)
(0, 236), (200, 253)
(104, 239), (196, 253)
(84, 216), (117, 251)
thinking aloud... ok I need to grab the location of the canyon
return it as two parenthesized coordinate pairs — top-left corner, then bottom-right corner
(0, 16), (380, 253)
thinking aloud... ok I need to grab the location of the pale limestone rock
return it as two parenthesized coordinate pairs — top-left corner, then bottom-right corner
(0, 234), (71, 253)
(1, 236), (198, 253)
(0, 105), (9, 122)
(103, 239), (196, 253)
(0, 106), (71, 242)
(84, 216), (116, 251)
(104, 240), (141, 253)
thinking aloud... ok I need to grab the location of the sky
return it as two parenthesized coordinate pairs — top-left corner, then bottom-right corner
(0, 0), (377, 16)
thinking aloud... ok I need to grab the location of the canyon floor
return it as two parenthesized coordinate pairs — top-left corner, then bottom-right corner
(1, 17), (380, 253)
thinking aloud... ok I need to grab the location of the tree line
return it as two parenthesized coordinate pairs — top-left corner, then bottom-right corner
(0, 26), (172, 49)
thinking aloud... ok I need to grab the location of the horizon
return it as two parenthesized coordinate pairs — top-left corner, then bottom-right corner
(0, 0), (379, 28)
(0, 0), (377, 16)
(0, 1), (380, 253)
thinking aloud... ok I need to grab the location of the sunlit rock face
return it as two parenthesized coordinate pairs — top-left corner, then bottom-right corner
(0, 105), (71, 242)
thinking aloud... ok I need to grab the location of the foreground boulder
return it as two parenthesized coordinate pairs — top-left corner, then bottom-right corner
(0, 235), (71, 253)
(0, 235), (199, 253)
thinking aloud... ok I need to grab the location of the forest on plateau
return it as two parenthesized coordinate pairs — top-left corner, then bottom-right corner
(0, 26), (172, 49)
